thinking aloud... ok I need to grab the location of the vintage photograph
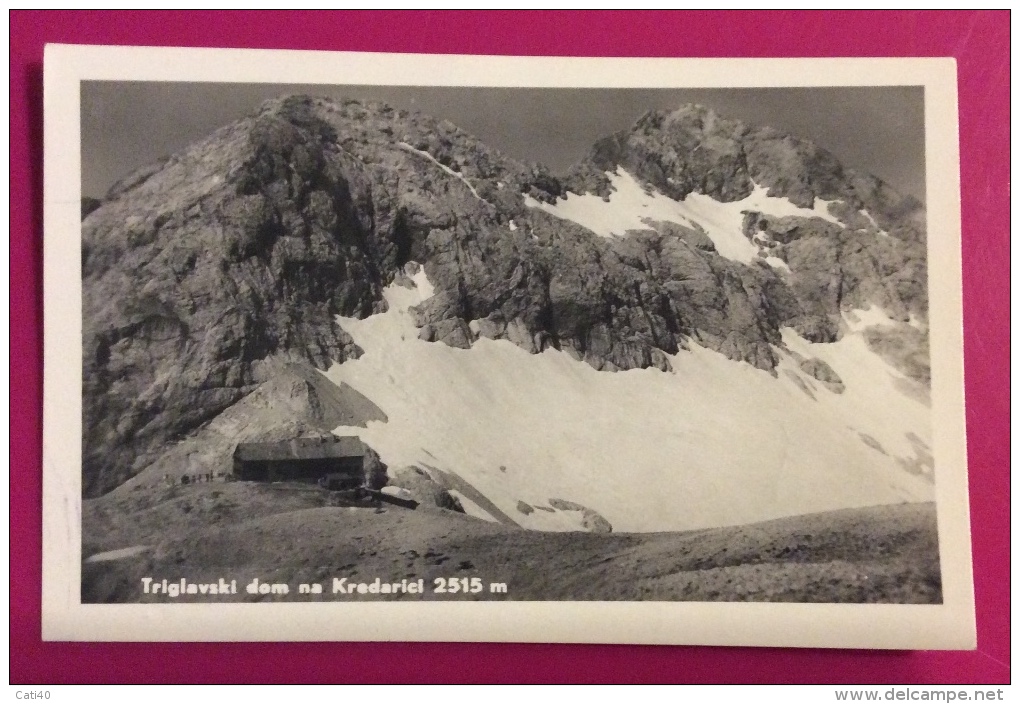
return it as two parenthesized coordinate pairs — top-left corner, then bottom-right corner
(43, 47), (973, 646)
(78, 80), (939, 603)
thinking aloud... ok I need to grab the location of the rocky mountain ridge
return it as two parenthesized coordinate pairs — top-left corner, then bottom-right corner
(81, 95), (928, 496)
(565, 104), (926, 238)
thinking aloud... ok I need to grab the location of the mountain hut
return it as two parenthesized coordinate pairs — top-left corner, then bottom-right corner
(232, 436), (367, 486)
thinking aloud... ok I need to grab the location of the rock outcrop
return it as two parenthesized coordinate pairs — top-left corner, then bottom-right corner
(362, 447), (388, 491)
(549, 498), (613, 533)
(798, 357), (845, 394)
(565, 104), (925, 239)
(390, 466), (465, 513)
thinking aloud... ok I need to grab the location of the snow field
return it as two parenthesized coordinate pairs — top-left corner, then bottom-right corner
(323, 273), (933, 533)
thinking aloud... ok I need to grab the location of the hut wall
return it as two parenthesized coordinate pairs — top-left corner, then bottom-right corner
(235, 456), (363, 483)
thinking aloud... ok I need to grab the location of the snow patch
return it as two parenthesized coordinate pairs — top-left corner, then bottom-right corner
(508, 219), (517, 231)
(85, 545), (151, 563)
(380, 486), (414, 501)
(861, 209), (890, 236)
(515, 503), (589, 532)
(525, 169), (840, 268)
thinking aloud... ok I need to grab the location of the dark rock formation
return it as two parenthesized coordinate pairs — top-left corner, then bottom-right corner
(862, 325), (931, 385)
(799, 357), (845, 394)
(581, 509), (613, 534)
(548, 498), (613, 533)
(516, 500), (535, 515)
(858, 433), (888, 455)
(549, 498), (586, 511)
(362, 447), (388, 491)
(81, 197), (102, 219)
(391, 466), (465, 513)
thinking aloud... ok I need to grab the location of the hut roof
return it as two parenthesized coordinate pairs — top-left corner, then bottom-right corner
(233, 436), (367, 462)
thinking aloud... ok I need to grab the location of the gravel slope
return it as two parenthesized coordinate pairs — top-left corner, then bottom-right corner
(82, 482), (940, 604)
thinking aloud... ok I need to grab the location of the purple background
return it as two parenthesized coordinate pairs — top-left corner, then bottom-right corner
(10, 11), (1009, 684)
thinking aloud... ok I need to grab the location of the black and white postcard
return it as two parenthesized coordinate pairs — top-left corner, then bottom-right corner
(42, 45), (974, 647)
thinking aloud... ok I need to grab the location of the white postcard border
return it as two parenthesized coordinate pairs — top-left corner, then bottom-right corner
(42, 44), (973, 648)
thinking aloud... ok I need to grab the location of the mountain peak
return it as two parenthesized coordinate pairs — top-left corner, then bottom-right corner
(565, 100), (923, 240)
(654, 101), (719, 122)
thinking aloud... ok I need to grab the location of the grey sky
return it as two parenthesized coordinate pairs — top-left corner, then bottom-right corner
(81, 82), (925, 202)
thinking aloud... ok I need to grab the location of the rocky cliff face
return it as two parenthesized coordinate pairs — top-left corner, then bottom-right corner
(82, 98), (384, 495)
(82, 96), (927, 496)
